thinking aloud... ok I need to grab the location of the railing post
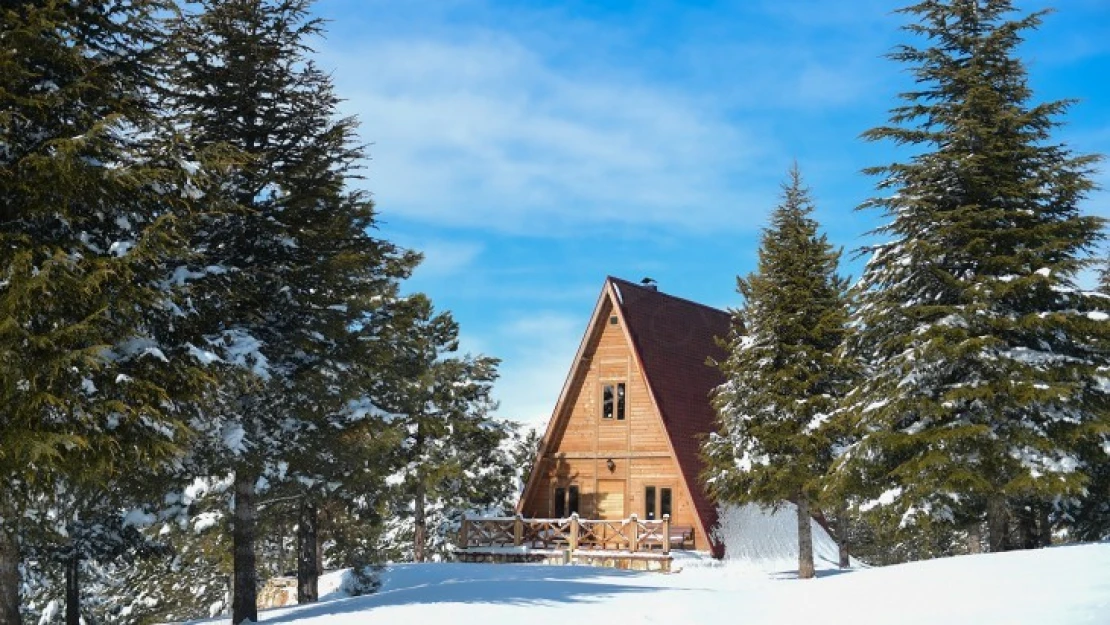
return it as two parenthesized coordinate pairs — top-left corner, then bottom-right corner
(629, 514), (639, 552)
(569, 513), (579, 553)
(459, 515), (469, 549)
(514, 514), (523, 547)
(662, 514), (671, 555)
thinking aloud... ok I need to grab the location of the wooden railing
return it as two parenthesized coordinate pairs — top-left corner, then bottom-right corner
(458, 513), (674, 554)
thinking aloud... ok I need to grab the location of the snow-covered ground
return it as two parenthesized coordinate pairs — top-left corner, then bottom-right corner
(195, 541), (1110, 625)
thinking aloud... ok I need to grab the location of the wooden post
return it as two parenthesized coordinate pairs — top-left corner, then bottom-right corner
(458, 515), (469, 549)
(662, 514), (671, 555)
(569, 513), (579, 553)
(629, 514), (639, 552)
(514, 514), (523, 547)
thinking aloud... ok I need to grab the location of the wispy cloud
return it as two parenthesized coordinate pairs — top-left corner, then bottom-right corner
(323, 35), (775, 235)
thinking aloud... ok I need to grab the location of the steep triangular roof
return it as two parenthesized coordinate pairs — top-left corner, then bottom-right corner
(607, 277), (732, 552)
(518, 276), (733, 554)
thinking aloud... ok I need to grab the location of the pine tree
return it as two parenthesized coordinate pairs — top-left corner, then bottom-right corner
(379, 295), (512, 563)
(0, 2), (214, 621)
(843, 0), (1108, 553)
(703, 165), (849, 579)
(162, 0), (417, 620)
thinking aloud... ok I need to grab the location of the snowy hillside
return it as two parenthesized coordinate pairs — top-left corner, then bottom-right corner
(193, 542), (1110, 625)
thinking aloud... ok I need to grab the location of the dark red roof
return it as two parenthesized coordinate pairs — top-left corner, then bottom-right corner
(608, 277), (732, 555)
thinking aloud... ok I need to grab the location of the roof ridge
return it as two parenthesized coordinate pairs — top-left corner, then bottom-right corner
(606, 275), (731, 317)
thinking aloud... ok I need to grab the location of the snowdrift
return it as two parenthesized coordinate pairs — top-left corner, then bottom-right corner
(712, 502), (852, 572)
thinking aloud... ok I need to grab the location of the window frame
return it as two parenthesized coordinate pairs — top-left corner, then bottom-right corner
(601, 382), (627, 421)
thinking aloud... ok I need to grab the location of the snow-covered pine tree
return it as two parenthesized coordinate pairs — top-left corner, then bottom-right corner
(703, 165), (849, 580)
(378, 295), (515, 563)
(1060, 266), (1110, 542)
(0, 2), (215, 621)
(162, 0), (418, 620)
(843, 0), (1108, 553)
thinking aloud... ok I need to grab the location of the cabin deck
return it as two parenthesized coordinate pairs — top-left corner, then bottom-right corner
(453, 514), (692, 572)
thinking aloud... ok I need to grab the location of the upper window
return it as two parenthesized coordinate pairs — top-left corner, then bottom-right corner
(602, 383), (626, 420)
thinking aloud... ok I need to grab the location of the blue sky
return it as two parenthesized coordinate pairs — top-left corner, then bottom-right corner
(310, 0), (1110, 430)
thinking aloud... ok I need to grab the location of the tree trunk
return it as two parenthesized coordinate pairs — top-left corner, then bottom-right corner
(232, 470), (259, 624)
(316, 522), (324, 580)
(0, 525), (21, 625)
(835, 503), (850, 569)
(796, 495), (815, 579)
(65, 554), (79, 625)
(987, 495), (1010, 553)
(1015, 504), (1036, 550)
(967, 521), (982, 554)
(297, 501), (319, 604)
(414, 480), (427, 563)
(413, 421), (427, 563)
(1036, 504), (1052, 548)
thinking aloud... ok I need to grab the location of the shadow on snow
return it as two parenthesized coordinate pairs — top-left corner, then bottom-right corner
(263, 563), (670, 623)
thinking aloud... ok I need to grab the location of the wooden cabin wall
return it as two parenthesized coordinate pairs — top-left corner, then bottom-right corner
(521, 295), (708, 550)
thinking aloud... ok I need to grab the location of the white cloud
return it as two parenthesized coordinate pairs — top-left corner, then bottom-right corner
(405, 238), (484, 279)
(321, 36), (775, 235)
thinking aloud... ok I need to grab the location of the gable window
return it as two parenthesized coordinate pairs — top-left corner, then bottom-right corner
(602, 383), (626, 420)
(553, 485), (580, 518)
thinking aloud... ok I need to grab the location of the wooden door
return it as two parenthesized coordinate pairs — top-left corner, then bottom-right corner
(596, 480), (625, 519)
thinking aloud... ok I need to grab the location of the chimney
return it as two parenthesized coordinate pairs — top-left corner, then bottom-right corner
(640, 277), (658, 291)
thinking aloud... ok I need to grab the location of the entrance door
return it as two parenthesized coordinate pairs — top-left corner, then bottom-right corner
(596, 480), (625, 519)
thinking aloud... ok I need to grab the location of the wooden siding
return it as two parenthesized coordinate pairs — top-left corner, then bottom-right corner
(521, 293), (709, 550)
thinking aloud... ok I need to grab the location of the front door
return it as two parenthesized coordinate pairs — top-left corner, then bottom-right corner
(596, 480), (625, 519)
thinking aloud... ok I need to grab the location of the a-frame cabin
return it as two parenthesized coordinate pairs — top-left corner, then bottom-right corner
(518, 276), (731, 554)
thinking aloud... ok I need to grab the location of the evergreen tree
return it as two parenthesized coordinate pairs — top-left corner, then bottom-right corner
(0, 2), (213, 621)
(163, 0), (418, 620)
(703, 165), (849, 579)
(843, 0), (1108, 554)
(379, 295), (513, 563)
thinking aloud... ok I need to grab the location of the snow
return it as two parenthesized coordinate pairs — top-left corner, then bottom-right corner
(122, 509), (155, 527)
(860, 487), (902, 512)
(188, 542), (1110, 625)
(222, 423), (247, 454)
(712, 503), (855, 572)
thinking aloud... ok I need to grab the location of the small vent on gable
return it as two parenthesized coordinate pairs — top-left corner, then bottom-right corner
(609, 315), (618, 325)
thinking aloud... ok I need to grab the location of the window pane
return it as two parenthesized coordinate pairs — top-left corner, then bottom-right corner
(661, 488), (672, 518)
(602, 385), (614, 419)
(568, 486), (580, 515)
(617, 383), (626, 420)
(645, 486), (656, 520)
(554, 487), (566, 518)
